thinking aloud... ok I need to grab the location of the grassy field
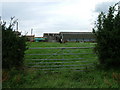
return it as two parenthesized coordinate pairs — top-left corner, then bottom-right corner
(26, 42), (96, 47)
(2, 42), (120, 88)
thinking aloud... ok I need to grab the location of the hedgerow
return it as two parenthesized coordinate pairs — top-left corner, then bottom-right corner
(93, 4), (120, 68)
(1, 17), (27, 69)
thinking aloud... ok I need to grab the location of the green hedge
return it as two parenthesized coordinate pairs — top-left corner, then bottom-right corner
(1, 18), (27, 69)
(93, 4), (120, 68)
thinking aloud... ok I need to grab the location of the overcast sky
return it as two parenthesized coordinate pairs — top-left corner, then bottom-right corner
(1, 0), (119, 37)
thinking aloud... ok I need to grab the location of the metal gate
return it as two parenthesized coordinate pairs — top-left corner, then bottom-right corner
(25, 47), (97, 72)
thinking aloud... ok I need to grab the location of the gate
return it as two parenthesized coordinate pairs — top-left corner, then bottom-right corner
(25, 47), (97, 72)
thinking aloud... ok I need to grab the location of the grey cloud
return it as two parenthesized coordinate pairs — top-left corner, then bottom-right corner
(95, 1), (118, 13)
(2, 2), (60, 20)
(2, 2), (60, 30)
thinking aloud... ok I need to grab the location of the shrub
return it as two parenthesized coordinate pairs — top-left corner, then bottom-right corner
(1, 17), (27, 69)
(93, 4), (120, 68)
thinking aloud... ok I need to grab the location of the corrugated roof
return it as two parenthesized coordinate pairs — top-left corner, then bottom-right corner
(44, 33), (59, 35)
(60, 32), (93, 34)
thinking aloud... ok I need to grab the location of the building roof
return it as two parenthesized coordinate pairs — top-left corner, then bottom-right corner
(60, 32), (94, 39)
(60, 32), (93, 34)
(44, 33), (59, 35)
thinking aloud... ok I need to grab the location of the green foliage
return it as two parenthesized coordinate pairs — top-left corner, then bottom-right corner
(1, 17), (27, 69)
(93, 4), (120, 68)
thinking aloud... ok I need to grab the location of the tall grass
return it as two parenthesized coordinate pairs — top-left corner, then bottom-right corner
(2, 68), (120, 88)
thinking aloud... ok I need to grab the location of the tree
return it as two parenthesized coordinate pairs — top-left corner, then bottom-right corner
(93, 3), (120, 68)
(1, 17), (27, 69)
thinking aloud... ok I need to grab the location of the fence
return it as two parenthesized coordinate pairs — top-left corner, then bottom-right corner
(25, 47), (97, 72)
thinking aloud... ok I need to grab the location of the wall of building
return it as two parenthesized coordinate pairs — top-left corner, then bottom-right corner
(43, 32), (95, 42)
(60, 32), (95, 42)
(25, 35), (35, 42)
(43, 33), (59, 42)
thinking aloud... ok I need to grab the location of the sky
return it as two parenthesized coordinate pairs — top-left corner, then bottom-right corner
(0, 0), (120, 37)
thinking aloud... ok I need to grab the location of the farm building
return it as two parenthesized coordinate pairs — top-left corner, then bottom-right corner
(60, 32), (95, 42)
(43, 33), (59, 42)
(43, 32), (95, 42)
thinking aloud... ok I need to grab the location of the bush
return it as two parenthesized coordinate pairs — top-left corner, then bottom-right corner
(1, 17), (27, 69)
(93, 4), (120, 68)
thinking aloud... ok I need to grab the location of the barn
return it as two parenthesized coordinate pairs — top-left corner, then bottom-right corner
(60, 32), (95, 42)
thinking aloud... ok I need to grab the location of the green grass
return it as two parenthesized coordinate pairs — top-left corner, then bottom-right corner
(2, 68), (120, 88)
(2, 42), (120, 88)
(27, 42), (96, 47)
